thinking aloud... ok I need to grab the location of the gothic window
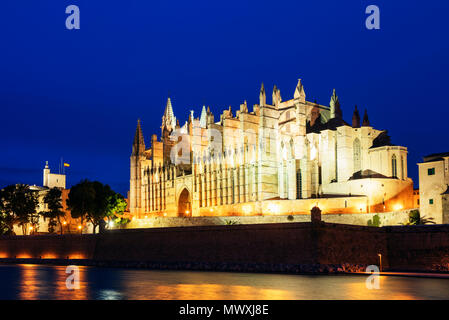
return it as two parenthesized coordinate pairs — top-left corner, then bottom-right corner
(296, 170), (302, 199)
(284, 165), (287, 198)
(335, 140), (338, 181)
(318, 166), (322, 185)
(353, 138), (361, 173)
(231, 170), (235, 204)
(401, 156), (404, 180)
(392, 154), (397, 178)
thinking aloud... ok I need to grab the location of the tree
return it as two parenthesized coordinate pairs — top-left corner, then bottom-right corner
(402, 209), (435, 225)
(105, 193), (127, 228)
(41, 187), (65, 234)
(89, 181), (115, 234)
(0, 184), (38, 235)
(67, 180), (119, 234)
(67, 180), (95, 234)
(0, 189), (15, 235)
(368, 214), (381, 227)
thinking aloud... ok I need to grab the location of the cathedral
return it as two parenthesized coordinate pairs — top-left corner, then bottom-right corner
(129, 79), (414, 218)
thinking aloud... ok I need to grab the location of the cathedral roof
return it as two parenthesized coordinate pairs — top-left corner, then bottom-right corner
(370, 130), (394, 149)
(423, 152), (449, 163)
(306, 114), (350, 134)
(348, 169), (393, 180)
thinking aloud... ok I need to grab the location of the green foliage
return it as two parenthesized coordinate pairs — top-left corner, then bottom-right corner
(67, 180), (125, 234)
(113, 217), (131, 229)
(367, 214), (381, 227)
(47, 218), (58, 234)
(105, 193), (127, 221)
(0, 184), (38, 235)
(402, 209), (436, 226)
(41, 187), (65, 234)
(0, 189), (14, 235)
(225, 219), (239, 225)
(408, 210), (420, 225)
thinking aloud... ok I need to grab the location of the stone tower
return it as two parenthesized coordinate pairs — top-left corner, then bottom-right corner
(130, 119), (146, 213)
(43, 161), (50, 187)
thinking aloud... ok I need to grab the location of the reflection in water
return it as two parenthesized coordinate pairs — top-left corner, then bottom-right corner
(1, 264), (449, 300)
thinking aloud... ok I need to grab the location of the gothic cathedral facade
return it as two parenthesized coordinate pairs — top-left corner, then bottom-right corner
(129, 79), (414, 217)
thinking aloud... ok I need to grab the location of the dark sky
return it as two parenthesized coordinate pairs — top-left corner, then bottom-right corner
(1, 0), (448, 195)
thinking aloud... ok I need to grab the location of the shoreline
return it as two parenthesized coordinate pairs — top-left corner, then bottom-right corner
(1, 258), (449, 279)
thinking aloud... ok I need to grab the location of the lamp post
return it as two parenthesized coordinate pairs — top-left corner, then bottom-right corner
(378, 253), (382, 273)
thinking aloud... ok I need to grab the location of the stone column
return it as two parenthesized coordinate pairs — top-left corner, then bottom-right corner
(287, 159), (297, 200)
(279, 162), (285, 199)
(239, 165), (245, 203)
(227, 168), (233, 204)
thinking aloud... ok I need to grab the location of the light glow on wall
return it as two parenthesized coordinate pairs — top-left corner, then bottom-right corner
(267, 203), (280, 214)
(242, 205), (252, 215)
(393, 204), (403, 211)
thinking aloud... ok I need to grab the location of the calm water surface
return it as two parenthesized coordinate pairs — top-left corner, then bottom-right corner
(1, 264), (449, 300)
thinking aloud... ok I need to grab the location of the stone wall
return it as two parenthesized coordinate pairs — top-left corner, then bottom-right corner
(1, 222), (448, 273)
(125, 209), (412, 229)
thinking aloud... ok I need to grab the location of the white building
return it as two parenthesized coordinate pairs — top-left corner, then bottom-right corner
(43, 161), (66, 189)
(418, 152), (449, 224)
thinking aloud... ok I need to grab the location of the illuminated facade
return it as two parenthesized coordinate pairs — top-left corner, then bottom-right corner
(418, 152), (449, 224)
(129, 79), (414, 217)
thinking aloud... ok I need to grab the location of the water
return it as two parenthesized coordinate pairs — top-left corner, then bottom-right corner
(0, 264), (449, 300)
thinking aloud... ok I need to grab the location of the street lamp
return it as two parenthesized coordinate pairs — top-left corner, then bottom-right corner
(378, 253), (382, 273)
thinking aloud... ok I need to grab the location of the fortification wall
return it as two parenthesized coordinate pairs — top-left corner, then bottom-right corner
(126, 210), (412, 229)
(0, 223), (448, 273)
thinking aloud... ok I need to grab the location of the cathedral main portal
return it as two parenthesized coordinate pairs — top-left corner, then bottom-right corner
(178, 188), (192, 217)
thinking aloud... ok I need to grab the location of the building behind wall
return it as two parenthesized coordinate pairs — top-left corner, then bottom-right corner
(129, 78), (414, 218)
(11, 162), (88, 235)
(43, 161), (66, 189)
(418, 152), (449, 224)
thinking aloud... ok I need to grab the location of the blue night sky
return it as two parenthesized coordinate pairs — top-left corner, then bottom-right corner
(0, 0), (448, 195)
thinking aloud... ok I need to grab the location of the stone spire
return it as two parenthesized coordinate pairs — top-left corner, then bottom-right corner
(199, 105), (207, 128)
(352, 105), (361, 128)
(272, 85), (281, 106)
(329, 89), (342, 119)
(259, 82), (266, 106)
(294, 79), (306, 101)
(132, 119), (146, 156)
(161, 97), (176, 132)
(362, 109), (370, 127)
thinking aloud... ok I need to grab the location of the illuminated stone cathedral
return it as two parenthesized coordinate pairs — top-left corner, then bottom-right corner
(129, 79), (414, 218)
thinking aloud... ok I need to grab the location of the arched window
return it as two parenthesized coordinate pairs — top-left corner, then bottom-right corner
(353, 138), (361, 173)
(401, 156), (404, 180)
(296, 169), (302, 199)
(392, 154), (397, 178)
